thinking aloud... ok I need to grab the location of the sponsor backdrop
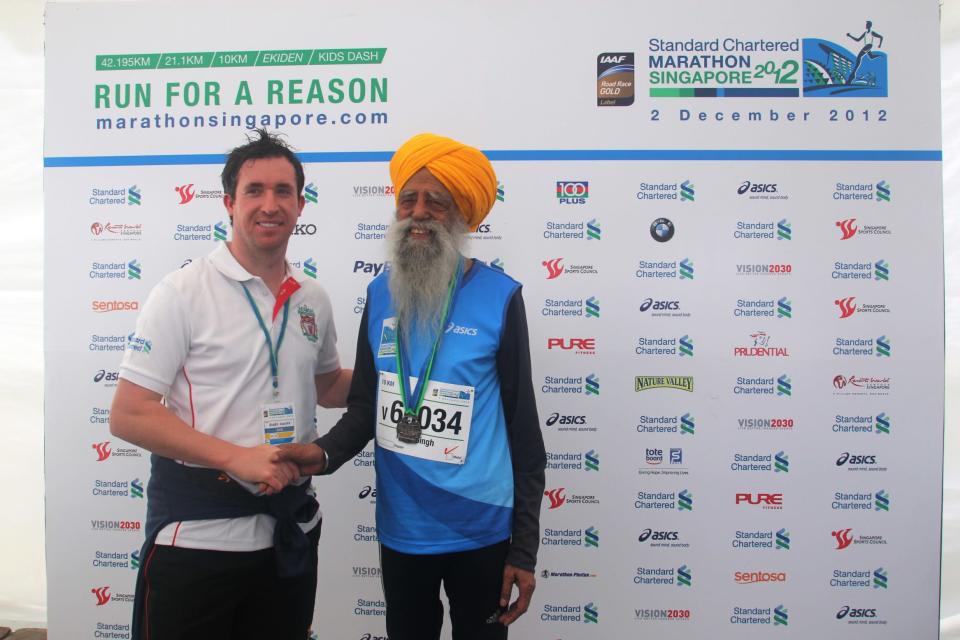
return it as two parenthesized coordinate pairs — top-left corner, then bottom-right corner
(43, 1), (943, 638)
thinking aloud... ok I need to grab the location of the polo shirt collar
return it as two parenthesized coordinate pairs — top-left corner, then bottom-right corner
(209, 243), (300, 284)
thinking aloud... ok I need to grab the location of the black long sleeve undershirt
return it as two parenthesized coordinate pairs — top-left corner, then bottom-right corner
(315, 287), (546, 572)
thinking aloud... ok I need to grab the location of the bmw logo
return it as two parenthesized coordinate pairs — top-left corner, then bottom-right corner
(650, 217), (675, 242)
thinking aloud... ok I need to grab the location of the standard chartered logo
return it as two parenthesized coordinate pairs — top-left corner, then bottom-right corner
(127, 260), (141, 280)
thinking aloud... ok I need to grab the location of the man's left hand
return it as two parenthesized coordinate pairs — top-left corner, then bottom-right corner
(498, 564), (535, 626)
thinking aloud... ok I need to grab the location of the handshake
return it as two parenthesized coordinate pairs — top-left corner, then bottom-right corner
(226, 442), (329, 495)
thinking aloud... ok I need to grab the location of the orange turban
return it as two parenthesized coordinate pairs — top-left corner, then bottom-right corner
(389, 133), (497, 231)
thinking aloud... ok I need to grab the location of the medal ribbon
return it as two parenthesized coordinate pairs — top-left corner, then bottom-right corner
(395, 257), (464, 419)
(241, 281), (292, 397)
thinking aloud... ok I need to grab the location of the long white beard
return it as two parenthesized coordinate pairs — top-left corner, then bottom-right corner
(386, 215), (467, 340)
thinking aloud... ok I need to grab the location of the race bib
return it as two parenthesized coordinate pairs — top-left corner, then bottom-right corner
(376, 371), (474, 464)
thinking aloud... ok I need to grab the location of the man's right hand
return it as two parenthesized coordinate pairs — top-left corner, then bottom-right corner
(226, 444), (301, 494)
(277, 442), (328, 475)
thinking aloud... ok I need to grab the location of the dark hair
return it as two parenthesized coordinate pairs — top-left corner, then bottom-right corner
(220, 129), (305, 199)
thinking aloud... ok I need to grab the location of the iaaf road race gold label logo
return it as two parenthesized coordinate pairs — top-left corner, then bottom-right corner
(597, 53), (634, 106)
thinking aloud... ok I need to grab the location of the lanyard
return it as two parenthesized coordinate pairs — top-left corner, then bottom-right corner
(241, 282), (290, 398)
(394, 258), (464, 417)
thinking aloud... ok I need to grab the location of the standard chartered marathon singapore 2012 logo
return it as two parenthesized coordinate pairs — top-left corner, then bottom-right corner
(642, 20), (887, 98)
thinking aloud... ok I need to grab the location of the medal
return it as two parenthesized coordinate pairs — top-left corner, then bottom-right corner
(393, 257), (464, 446)
(396, 413), (423, 444)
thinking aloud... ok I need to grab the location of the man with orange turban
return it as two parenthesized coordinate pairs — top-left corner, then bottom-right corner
(281, 133), (546, 639)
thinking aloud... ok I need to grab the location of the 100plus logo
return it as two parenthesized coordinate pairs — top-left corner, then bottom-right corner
(556, 181), (589, 205)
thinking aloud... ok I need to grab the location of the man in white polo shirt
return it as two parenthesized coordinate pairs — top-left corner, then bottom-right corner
(110, 129), (351, 640)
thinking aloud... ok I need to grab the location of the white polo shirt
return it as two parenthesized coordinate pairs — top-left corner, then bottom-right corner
(119, 243), (340, 551)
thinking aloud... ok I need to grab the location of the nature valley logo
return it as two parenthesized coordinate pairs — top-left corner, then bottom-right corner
(635, 376), (693, 392)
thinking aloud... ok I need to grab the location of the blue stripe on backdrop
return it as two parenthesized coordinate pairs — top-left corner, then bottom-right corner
(43, 149), (943, 167)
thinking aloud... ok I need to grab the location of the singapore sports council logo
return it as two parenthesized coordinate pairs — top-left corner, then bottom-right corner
(93, 442), (112, 461)
(833, 528), (854, 549)
(92, 586), (111, 606)
(174, 184), (195, 204)
(803, 21), (887, 97)
(544, 488), (566, 509)
(543, 258), (564, 279)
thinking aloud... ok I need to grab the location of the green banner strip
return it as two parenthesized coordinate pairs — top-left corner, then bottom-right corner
(157, 52), (215, 69)
(96, 48), (387, 70)
(96, 54), (162, 71)
(211, 50), (260, 68)
(256, 49), (314, 66)
(311, 48), (387, 65)
(649, 88), (694, 97)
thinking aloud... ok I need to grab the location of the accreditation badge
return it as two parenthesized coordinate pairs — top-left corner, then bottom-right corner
(261, 402), (296, 445)
(376, 371), (474, 464)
